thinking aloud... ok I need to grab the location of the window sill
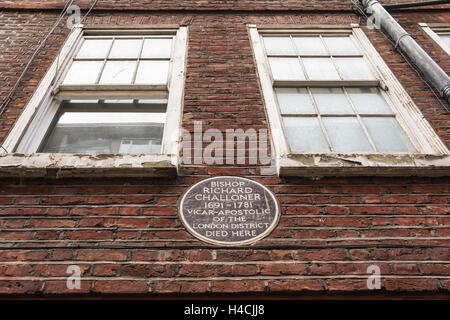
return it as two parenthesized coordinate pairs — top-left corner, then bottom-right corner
(0, 153), (177, 178)
(279, 153), (450, 177)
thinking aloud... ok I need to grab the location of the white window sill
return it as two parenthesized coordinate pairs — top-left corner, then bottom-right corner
(0, 153), (177, 178)
(279, 153), (450, 177)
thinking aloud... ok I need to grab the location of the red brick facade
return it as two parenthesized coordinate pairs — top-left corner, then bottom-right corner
(0, 1), (449, 297)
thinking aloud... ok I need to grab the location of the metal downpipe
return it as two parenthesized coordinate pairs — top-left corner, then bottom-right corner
(360, 0), (450, 105)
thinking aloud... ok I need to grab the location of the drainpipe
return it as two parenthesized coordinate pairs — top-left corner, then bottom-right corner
(360, 0), (450, 105)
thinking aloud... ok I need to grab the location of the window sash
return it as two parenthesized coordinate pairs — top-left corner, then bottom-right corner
(60, 35), (174, 86)
(7, 25), (187, 157)
(38, 100), (167, 154)
(260, 32), (414, 154)
(262, 34), (379, 86)
(276, 85), (416, 153)
(249, 24), (449, 157)
(54, 32), (178, 154)
(59, 100), (168, 113)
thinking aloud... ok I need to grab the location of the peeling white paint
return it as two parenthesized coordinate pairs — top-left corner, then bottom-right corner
(280, 153), (450, 176)
(0, 153), (176, 178)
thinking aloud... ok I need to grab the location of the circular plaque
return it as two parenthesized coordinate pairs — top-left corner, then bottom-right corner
(179, 176), (280, 246)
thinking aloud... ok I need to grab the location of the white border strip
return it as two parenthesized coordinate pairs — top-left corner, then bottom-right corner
(419, 23), (450, 57)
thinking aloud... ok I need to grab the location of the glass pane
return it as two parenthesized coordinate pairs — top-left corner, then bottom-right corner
(56, 112), (166, 124)
(293, 37), (327, 55)
(322, 117), (373, 152)
(119, 139), (162, 154)
(76, 39), (112, 59)
(135, 60), (170, 84)
(347, 87), (392, 114)
(334, 57), (375, 80)
(141, 38), (173, 58)
(283, 117), (329, 152)
(310, 87), (353, 114)
(69, 100), (99, 103)
(275, 88), (315, 114)
(103, 99), (135, 104)
(323, 37), (360, 55)
(108, 39), (142, 59)
(41, 111), (166, 154)
(440, 35), (450, 47)
(99, 61), (136, 84)
(62, 61), (103, 85)
(138, 99), (168, 104)
(263, 37), (295, 55)
(268, 57), (305, 81)
(302, 58), (340, 80)
(363, 117), (416, 152)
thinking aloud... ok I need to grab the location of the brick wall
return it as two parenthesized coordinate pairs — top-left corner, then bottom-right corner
(0, 175), (449, 295)
(0, 5), (449, 297)
(0, 1), (354, 11)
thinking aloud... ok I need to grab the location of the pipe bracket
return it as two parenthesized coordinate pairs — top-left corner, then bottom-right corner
(361, 0), (379, 8)
(395, 33), (411, 50)
(442, 84), (450, 104)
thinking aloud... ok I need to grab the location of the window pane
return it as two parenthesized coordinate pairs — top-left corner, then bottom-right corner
(138, 99), (168, 104)
(135, 60), (170, 84)
(263, 37), (295, 55)
(76, 39), (112, 59)
(141, 38), (173, 58)
(268, 57), (305, 81)
(322, 117), (373, 152)
(56, 112), (166, 124)
(440, 35), (450, 47)
(108, 39), (142, 59)
(293, 37), (327, 55)
(363, 117), (416, 152)
(99, 61), (136, 84)
(69, 100), (99, 103)
(302, 58), (340, 80)
(62, 61), (103, 85)
(41, 111), (166, 154)
(323, 37), (360, 55)
(283, 117), (329, 152)
(334, 57), (375, 80)
(119, 139), (162, 154)
(103, 99), (135, 104)
(310, 87), (353, 114)
(347, 87), (392, 114)
(275, 88), (315, 114)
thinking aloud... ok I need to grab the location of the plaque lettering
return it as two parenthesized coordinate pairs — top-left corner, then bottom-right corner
(179, 176), (280, 245)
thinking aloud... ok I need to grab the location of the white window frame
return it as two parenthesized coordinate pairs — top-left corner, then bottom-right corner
(0, 24), (188, 177)
(249, 24), (450, 176)
(419, 23), (450, 56)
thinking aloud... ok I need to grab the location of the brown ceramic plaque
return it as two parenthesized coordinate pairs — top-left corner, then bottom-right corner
(179, 176), (280, 246)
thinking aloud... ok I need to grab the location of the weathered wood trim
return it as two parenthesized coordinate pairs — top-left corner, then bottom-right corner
(419, 23), (450, 57)
(0, 153), (177, 178)
(279, 153), (450, 177)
